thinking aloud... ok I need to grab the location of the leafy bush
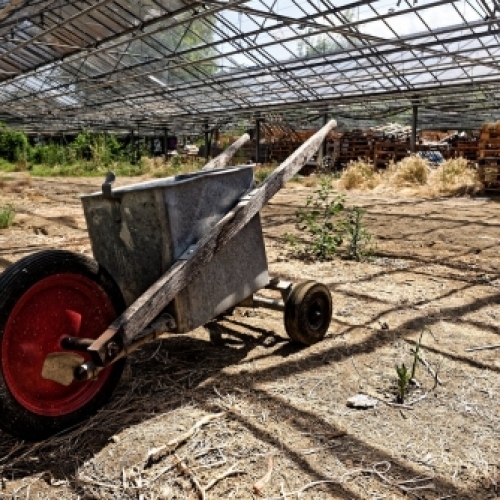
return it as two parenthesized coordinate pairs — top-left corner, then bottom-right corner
(0, 124), (28, 163)
(296, 176), (346, 260)
(287, 176), (374, 261)
(72, 131), (123, 165)
(29, 143), (71, 166)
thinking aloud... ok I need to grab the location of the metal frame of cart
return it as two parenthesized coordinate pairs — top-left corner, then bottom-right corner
(0, 120), (337, 440)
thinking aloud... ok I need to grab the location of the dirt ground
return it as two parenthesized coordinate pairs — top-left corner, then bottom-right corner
(0, 174), (499, 499)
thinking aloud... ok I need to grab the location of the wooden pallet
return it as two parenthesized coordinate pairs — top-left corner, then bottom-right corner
(478, 165), (500, 189)
(478, 149), (500, 158)
(478, 157), (500, 166)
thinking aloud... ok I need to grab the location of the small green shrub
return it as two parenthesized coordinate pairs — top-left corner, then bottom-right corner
(0, 124), (28, 163)
(296, 176), (345, 260)
(342, 207), (374, 261)
(0, 205), (15, 229)
(286, 176), (374, 261)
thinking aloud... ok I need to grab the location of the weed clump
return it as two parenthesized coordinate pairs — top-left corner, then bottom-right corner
(287, 175), (374, 261)
(342, 207), (374, 261)
(296, 176), (345, 260)
(340, 158), (381, 190)
(0, 205), (15, 229)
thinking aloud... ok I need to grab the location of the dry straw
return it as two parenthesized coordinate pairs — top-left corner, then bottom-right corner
(339, 158), (381, 190)
(340, 155), (481, 196)
(386, 155), (429, 186)
(428, 157), (481, 196)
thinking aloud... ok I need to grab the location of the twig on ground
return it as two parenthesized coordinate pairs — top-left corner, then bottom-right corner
(176, 454), (205, 500)
(147, 461), (178, 484)
(205, 465), (246, 491)
(77, 474), (121, 490)
(362, 390), (414, 410)
(267, 480), (340, 499)
(341, 461), (435, 494)
(297, 480), (340, 499)
(414, 351), (443, 385)
(307, 377), (329, 398)
(280, 482), (288, 499)
(465, 344), (500, 352)
(386, 401), (414, 410)
(351, 356), (364, 381)
(11, 473), (46, 499)
(253, 455), (274, 496)
(406, 393), (429, 406)
(145, 412), (225, 467)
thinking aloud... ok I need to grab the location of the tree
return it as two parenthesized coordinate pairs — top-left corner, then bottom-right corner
(297, 10), (359, 57)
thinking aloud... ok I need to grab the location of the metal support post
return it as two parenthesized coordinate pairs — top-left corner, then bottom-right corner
(163, 127), (168, 161)
(204, 119), (210, 161)
(130, 129), (135, 164)
(136, 126), (140, 163)
(255, 114), (262, 164)
(411, 104), (418, 154)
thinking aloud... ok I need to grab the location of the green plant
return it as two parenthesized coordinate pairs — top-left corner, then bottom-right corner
(0, 124), (28, 163)
(170, 154), (183, 172)
(395, 330), (425, 403)
(254, 166), (274, 185)
(395, 363), (412, 404)
(343, 207), (373, 260)
(296, 175), (345, 260)
(283, 232), (298, 247)
(0, 205), (15, 229)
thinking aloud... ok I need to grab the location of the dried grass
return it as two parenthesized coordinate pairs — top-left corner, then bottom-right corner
(385, 155), (429, 186)
(339, 158), (381, 190)
(428, 157), (481, 196)
(340, 155), (482, 197)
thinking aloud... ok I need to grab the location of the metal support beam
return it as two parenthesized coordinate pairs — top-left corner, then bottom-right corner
(204, 119), (210, 161)
(130, 129), (135, 164)
(411, 104), (418, 154)
(136, 126), (141, 163)
(255, 115), (263, 164)
(163, 127), (168, 161)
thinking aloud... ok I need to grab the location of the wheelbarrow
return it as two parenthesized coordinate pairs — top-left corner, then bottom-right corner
(0, 120), (337, 440)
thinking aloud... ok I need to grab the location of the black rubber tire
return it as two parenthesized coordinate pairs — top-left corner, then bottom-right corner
(284, 281), (333, 345)
(0, 250), (126, 441)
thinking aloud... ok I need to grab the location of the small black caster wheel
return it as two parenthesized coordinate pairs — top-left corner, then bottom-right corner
(284, 281), (332, 345)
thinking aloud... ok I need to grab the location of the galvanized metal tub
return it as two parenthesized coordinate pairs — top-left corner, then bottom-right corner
(80, 166), (269, 332)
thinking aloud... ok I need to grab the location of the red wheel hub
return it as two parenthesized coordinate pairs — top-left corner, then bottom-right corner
(2, 273), (116, 416)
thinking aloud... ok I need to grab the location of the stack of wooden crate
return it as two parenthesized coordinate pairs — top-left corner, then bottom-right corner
(478, 123), (500, 190)
(370, 124), (410, 168)
(335, 130), (373, 168)
(373, 139), (410, 167)
(447, 138), (478, 161)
